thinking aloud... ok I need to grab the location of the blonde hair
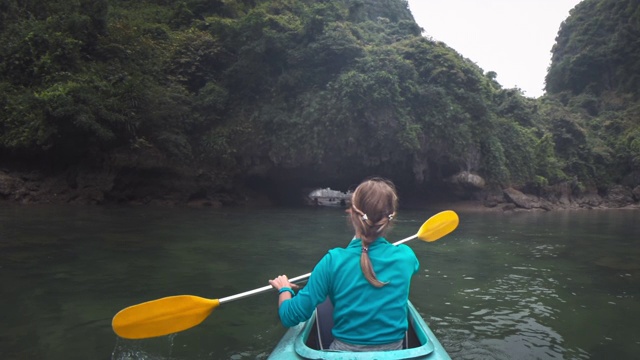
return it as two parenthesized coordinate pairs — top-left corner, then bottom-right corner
(348, 177), (398, 287)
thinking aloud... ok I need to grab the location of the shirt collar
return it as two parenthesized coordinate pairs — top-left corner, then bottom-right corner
(347, 237), (389, 250)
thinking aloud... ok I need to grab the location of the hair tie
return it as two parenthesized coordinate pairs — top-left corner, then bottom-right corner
(352, 205), (372, 226)
(362, 246), (368, 253)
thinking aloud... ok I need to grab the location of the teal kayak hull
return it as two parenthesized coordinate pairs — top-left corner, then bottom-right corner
(267, 301), (451, 360)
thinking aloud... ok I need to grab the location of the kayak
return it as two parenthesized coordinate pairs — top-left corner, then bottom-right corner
(267, 300), (451, 360)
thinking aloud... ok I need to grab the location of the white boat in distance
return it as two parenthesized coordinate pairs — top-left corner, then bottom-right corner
(307, 188), (352, 207)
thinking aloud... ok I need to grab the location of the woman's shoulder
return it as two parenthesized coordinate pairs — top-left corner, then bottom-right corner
(329, 238), (361, 252)
(324, 240), (361, 261)
(327, 245), (357, 257)
(394, 243), (415, 251)
(390, 243), (418, 258)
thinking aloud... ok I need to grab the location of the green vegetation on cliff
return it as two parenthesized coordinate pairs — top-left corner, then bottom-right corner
(545, 0), (640, 189)
(0, 0), (638, 204)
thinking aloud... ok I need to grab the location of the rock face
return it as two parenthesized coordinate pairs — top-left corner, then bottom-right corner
(443, 172), (637, 211)
(604, 185), (636, 208)
(446, 171), (487, 199)
(0, 172), (23, 197)
(448, 171), (486, 189)
(1, 154), (639, 209)
(479, 182), (639, 211)
(503, 188), (553, 210)
(0, 146), (241, 206)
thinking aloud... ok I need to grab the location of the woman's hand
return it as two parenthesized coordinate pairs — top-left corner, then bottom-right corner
(269, 275), (299, 291)
(269, 275), (300, 307)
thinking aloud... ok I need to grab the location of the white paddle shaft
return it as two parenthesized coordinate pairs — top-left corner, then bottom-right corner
(219, 233), (418, 304)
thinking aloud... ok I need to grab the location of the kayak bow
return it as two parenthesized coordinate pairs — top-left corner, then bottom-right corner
(267, 300), (451, 360)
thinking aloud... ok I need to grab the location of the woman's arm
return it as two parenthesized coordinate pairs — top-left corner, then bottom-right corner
(269, 252), (333, 327)
(269, 275), (298, 307)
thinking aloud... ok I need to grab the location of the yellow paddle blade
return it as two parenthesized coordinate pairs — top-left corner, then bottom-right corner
(417, 210), (459, 242)
(112, 295), (220, 339)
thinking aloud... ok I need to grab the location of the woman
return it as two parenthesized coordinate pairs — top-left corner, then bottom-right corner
(269, 177), (419, 351)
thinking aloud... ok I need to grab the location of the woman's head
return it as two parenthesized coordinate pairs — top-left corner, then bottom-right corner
(349, 177), (398, 243)
(348, 177), (399, 287)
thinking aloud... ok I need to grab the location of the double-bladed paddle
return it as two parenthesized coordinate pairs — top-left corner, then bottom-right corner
(112, 210), (459, 339)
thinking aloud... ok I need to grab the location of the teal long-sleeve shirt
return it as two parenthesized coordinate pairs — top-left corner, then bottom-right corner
(278, 237), (420, 345)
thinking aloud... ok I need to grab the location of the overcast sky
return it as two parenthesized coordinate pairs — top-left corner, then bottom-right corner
(406, 0), (582, 98)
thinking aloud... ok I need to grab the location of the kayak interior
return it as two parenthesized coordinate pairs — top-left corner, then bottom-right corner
(286, 299), (437, 359)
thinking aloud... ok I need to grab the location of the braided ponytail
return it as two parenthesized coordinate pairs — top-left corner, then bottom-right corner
(348, 178), (398, 287)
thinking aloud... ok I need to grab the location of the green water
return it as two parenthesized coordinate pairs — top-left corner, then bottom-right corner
(0, 204), (638, 359)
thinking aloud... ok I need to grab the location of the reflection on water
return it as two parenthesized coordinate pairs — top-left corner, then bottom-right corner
(411, 210), (640, 360)
(0, 205), (638, 359)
